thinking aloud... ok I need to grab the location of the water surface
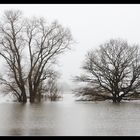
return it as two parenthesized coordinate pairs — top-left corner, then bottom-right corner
(0, 94), (140, 136)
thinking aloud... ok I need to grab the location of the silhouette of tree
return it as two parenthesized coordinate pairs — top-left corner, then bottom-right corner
(76, 39), (140, 102)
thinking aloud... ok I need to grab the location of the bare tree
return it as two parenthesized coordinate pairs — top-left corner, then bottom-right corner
(45, 71), (62, 101)
(0, 10), (27, 102)
(0, 10), (73, 103)
(75, 39), (140, 103)
(34, 68), (60, 102)
(25, 18), (73, 103)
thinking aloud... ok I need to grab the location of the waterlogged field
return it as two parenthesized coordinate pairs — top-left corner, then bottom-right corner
(0, 94), (140, 136)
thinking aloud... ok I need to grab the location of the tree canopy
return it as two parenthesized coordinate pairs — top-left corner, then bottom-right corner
(75, 39), (140, 102)
(0, 10), (73, 103)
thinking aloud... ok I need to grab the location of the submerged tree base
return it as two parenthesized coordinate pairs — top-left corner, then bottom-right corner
(75, 93), (140, 103)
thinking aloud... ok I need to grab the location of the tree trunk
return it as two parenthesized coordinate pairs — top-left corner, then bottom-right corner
(18, 96), (22, 102)
(113, 99), (117, 103)
(117, 96), (122, 103)
(30, 93), (35, 103)
(28, 82), (36, 103)
(22, 93), (27, 103)
(112, 91), (123, 103)
(29, 90), (37, 103)
(20, 86), (27, 103)
(112, 97), (122, 103)
(112, 94), (117, 103)
(38, 93), (42, 102)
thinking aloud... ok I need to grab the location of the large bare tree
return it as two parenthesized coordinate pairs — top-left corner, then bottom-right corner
(0, 10), (27, 102)
(0, 10), (73, 102)
(25, 18), (73, 102)
(0, 10), (73, 103)
(76, 39), (140, 103)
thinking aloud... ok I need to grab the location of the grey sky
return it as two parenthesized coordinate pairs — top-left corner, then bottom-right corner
(0, 4), (140, 87)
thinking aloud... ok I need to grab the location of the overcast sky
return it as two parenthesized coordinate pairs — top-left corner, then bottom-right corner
(0, 4), (140, 87)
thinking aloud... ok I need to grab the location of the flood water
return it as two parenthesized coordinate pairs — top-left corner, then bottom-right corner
(0, 93), (140, 136)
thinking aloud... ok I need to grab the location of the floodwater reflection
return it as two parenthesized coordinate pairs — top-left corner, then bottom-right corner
(0, 94), (140, 136)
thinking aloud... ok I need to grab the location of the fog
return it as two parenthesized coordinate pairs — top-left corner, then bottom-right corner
(0, 4), (140, 88)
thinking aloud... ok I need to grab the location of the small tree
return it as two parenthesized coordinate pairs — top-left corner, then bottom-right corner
(45, 71), (62, 101)
(34, 68), (60, 102)
(76, 39), (140, 103)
